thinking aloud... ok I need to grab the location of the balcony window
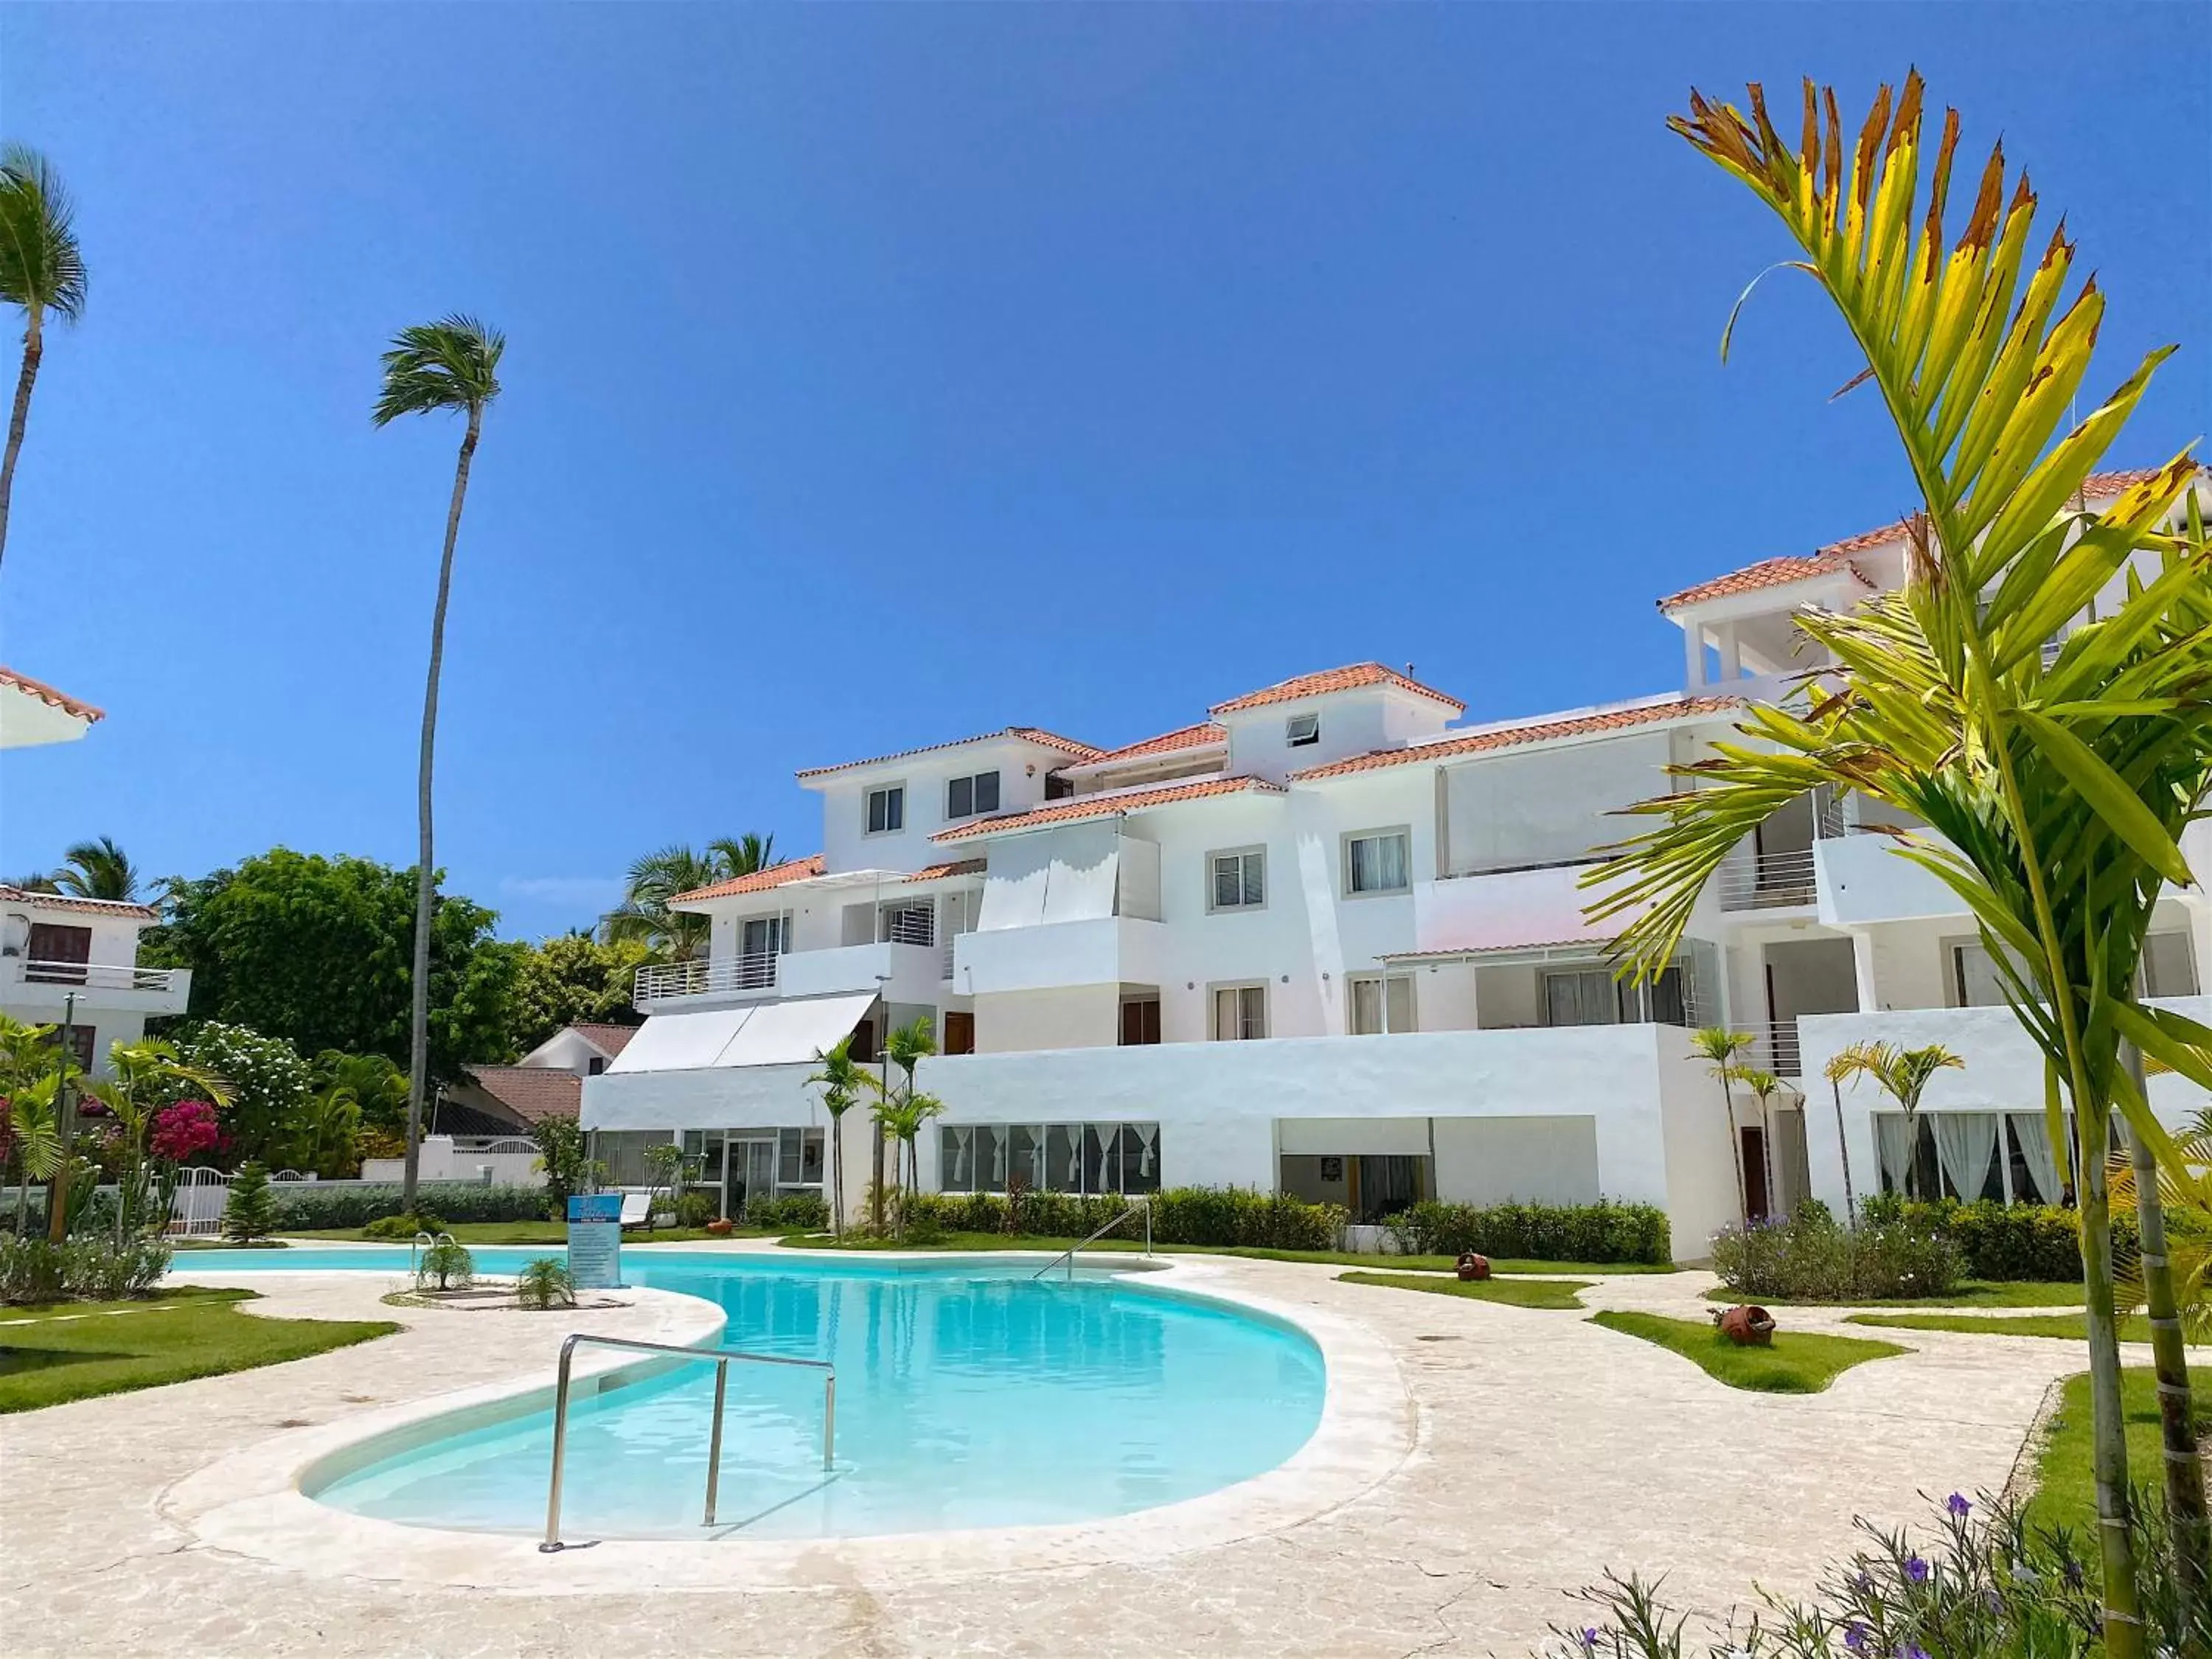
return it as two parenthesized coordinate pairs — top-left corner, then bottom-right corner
(24, 922), (91, 984)
(878, 901), (935, 947)
(1343, 829), (1411, 897)
(1285, 712), (1321, 748)
(865, 785), (905, 835)
(1208, 847), (1265, 912)
(1348, 973), (1414, 1035)
(738, 912), (790, 989)
(1212, 983), (1267, 1041)
(1543, 968), (1620, 1029)
(945, 770), (1001, 821)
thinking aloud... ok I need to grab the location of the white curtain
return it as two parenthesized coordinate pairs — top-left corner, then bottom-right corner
(1875, 1115), (1915, 1194)
(949, 1126), (973, 1188)
(2008, 1113), (2062, 1204)
(1932, 1112), (2000, 1202)
(990, 1128), (1007, 1186)
(1132, 1122), (1157, 1178)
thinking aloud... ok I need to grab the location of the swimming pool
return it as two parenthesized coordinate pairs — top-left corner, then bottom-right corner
(192, 1250), (1326, 1542)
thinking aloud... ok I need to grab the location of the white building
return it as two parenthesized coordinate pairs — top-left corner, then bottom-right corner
(584, 467), (2212, 1256)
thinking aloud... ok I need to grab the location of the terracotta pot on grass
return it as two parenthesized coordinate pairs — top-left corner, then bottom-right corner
(706, 1219), (734, 1237)
(1455, 1252), (1490, 1282)
(1717, 1304), (1776, 1346)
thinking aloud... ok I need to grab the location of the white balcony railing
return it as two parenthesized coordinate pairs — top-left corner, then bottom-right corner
(10, 959), (187, 994)
(1717, 849), (1818, 911)
(1759, 1017), (1803, 1078)
(633, 952), (780, 1004)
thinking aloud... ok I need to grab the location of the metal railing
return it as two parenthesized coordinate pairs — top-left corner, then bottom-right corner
(12, 959), (186, 992)
(633, 952), (781, 1004)
(1759, 1018), (1804, 1078)
(1716, 849), (1818, 911)
(409, 1230), (459, 1279)
(1032, 1200), (1151, 1281)
(541, 1333), (835, 1551)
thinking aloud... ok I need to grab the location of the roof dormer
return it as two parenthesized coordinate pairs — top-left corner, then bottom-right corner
(1207, 663), (1462, 782)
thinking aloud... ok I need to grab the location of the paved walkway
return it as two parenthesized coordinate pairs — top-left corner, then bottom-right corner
(0, 1257), (2090, 1658)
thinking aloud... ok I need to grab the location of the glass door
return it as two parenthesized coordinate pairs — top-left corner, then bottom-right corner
(727, 1135), (779, 1218)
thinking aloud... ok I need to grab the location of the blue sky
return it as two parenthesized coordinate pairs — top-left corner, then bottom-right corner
(1, 3), (2205, 940)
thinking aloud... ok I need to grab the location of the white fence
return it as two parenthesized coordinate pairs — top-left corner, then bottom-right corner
(360, 1135), (546, 1186)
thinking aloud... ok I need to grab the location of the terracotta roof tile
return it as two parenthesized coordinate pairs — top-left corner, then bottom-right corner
(669, 853), (825, 905)
(796, 727), (1100, 781)
(903, 858), (987, 883)
(567, 1022), (639, 1057)
(933, 775), (1284, 842)
(1077, 722), (1228, 768)
(0, 667), (104, 724)
(1210, 663), (1464, 716)
(434, 1097), (538, 1138)
(0, 884), (158, 920)
(1292, 695), (1745, 779)
(456, 1065), (580, 1124)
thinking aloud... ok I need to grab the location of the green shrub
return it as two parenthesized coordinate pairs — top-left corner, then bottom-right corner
(1861, 1195), (2107, 1282)
(746, 1192), (829, 1231)
(1388, 1199), (1672, 1265)
(1712, 1207), (1960, 1301)
(268, 1182), (549, 1231)
(221, 1164), (279, 1243)
(515, 1256), (576, 1310)
(362, 1210), (448, 1240)
(897, 1186), (1345, 1251)
(0, 1234), (171, 1304)
(674, 1192), (715, 1228)
(416, 1237), (476, 1291)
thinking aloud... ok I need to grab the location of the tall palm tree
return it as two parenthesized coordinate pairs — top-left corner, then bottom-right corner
(1690, 1027), (1754, 1222)
(373, 313), (504, 1215)
(0, 145), (87, 574)
(1728, 1064), (1795, 1219)
(1820, 1042), (1883, 1225)
(806, 1036), (866, 1234)
(599, 835), (781, 961)
(709, 832), (775, 877)
(1587, 72), (2211, 1642)
(50, 835), (138, 902)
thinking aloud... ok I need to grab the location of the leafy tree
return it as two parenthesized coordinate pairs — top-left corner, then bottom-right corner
(220, 1162), (276, 1243)
(49, 836), (139, 902)
(600, 835), (779, 961)
(508, 932), (647, 1054)
(143, 849), (520, 1080)
(530, 1116), (602, 1216)
(313, 1049), (409, 1139)
(1590, 72), (2210, 1643)
(165, 1022), (313, 1170)
(373, 313), (507, 1214)
(806, 1036), (866, 1234)
(0, 145), (87, 573)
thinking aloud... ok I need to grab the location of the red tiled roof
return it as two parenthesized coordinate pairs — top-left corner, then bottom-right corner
(1078, 722), (1228, 768)
(459, 1065), (581, 1124)
(0, 883), (158, 920)
(903, 858), (987, 883)
(796, 727), (1100, 781)
(669, 853), (825, 905)
(933, 776), (1284, 842)
(568, 1022), (639, 1057)
(0, 667), (105, 724)
(1292, 695), (1745, 779)
(1210, 663), (1464, 716)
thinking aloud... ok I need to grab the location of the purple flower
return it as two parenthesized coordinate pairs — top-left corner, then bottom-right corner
(1896, 1645), (1930, 1659)
(1580, 1630), (1600, 1651)
(1946, 1492), (1972, 1519)
(1844, 1624), (1869, 1652)
(1905, 1556), (1930, 1585)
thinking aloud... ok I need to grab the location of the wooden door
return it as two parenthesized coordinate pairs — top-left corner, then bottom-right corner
(942, 1011), (975, 1056)
(1741, 1127), (1770, 1220)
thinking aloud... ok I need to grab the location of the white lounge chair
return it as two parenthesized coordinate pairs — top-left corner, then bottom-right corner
(617, 1192), (653, 1231)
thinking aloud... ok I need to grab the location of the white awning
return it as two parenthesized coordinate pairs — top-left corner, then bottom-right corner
(607, 1006), (757, 1074)
(715, 992), (877, 1069)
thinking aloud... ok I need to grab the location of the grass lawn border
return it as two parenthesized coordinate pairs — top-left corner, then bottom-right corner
(1335, 1270), (1591, 1310)
(1589, 1308), (1908, 1394)
(772, 1230), (1674, 1275)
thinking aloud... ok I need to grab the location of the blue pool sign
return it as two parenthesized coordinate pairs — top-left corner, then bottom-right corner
(566, 1194), (622, 1289)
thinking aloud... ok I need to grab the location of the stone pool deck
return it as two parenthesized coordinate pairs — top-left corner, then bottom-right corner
(1, 1251), (2091, 1658)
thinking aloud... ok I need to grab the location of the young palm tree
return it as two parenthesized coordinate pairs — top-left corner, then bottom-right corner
(81, 1037), (232, 1242)
(0, 145), (87, 574)
(806, 1036), (866, 1234)
(373, 314), (504, 1216)
(1691, 1027), (1754, 1222)
(3, 1074), (60, 1238)
(1728, 1064), (1795, 1219)
(1587, 73), (2211, 1643)
(1820, 1041), (1884, 1224)
(50, 835), (139, 902)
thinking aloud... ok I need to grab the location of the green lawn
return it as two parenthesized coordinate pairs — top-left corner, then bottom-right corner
(280, 1222), (789, 1245)
(773, 1231), (1672, 1275)
(1589, 1310), (1908, 1393)
(2028, 1365), (2212, 1531)
(1704, 1280), (2085, 1310)
(0, 1287), (397, 1412)
(1335, 1270), (1593, 1309)
(1847, 1310), (2157, 1342)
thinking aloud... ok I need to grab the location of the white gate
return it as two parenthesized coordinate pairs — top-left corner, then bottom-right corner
(167, 1167), (232, 1237)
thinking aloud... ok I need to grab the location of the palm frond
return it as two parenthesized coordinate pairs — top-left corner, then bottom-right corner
(0, 145), (87, 321)
(372, 313), (504, 426)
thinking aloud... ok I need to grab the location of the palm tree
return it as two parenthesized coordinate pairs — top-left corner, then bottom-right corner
(1690, 1027), (1754, 1222)
(708, 832), (775, 878)
(601, 836), (781, 961)
(3, 1074), (60, 1238)
(1728, 1064), (1795, 1219)
(50, 835), (139, 902)
(1837, 1042), (1964, 1202)
(1587, 73), (2211, 1640)
(81, 1036), (232, 1242)
(373, 314), (504, 1216)
(1820, 1042), (1882, 1224)
(874, 1015), (936, 1232)
(806, 1036), (866, 1234)
(0, 145), (87, 574)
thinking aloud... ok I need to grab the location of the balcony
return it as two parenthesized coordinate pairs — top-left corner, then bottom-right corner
(633, 941), (945, 1009)
(0, 956), (192, 1016)
(1717, 849), (1818, 911)
(634, 953), (780, 1005)
(951, 917), (1165, 995)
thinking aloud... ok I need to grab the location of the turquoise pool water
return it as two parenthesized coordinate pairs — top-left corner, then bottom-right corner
(194, 1251), (1326, 1541)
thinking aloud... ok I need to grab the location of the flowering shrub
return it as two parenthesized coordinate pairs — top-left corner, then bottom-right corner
(150, 1100), (224, 1166)
(1711, 1206), (1959, 1302)
(1548, 1489), (2208, 1659)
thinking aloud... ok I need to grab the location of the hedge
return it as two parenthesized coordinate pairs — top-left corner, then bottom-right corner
(909, 1186), (1347, 1252)
(0, 1235), (173, 1304)
(268, 1182), (552, 1231)
(1860, 1196), (2152, 1283)
(1387, 1199), (1673, 1265)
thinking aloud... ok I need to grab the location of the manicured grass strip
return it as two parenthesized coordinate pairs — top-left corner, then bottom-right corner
(1847, 1311), (2156, 1343)
(0, 1289), (396, 1412)
(280, 1222), (787, 1245)
(2028, 1365), (2212, 1533)
(0, 1286), (246, 1323)
(1590, 1310), (1907, 1394)
(1703, 1279), (2086, 1310)
(1336, 1270), (1592, 1309)
(774, 1231), (1674, 1273)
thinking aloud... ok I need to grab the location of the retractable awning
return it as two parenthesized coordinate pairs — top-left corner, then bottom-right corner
(606, 991), (877, 1075)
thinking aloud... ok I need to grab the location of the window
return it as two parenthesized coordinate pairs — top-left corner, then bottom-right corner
(945, 770), (1001, 821)
(1213, 983), (1267, 1041)
(738, 912), (790, 988)
(1044, 771), (1075, 801)
(1343, 828), (1411, 896)
(1119, 996), (1161, 1046)
(1543, 968), (1621, 1029)
(939, 1121), (1161, 1194)
(865, 785), (905, 835)
(878, 900), (934, 947)
(2146, 931), (2199, 998)
(1285, 712), (1321, 748)
(1208, 847), (1265, 911)
(1951, 941), (2013, 1008)
(1348, 973), (1414, 1035)
(587, 1056), (607, 1076)
(24, 922), (91, 984)
(43, 1023), (96, 1073)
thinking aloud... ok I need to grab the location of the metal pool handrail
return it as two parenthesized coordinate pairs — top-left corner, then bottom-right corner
(1032, 1199), (1151, 1281)
(408, 1231), (457, 1279)
(540, 1333), (835, 1553)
